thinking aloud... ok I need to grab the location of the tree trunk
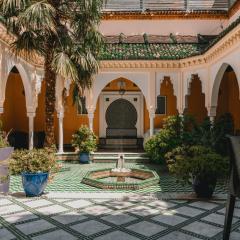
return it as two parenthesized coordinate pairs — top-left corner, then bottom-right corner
(44, 45), (56, 147)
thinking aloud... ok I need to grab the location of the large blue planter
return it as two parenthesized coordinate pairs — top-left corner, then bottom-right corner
(79, 152), (90, 164)
(21, 172), (49, 197)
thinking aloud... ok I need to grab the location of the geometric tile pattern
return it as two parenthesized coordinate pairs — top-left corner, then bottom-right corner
(0, 195), (239, 240)
(10, 162), (228, 194)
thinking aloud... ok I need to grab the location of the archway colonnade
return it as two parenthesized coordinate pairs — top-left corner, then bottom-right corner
(1, 63), (240, 152)
(1, 25), (240, 151)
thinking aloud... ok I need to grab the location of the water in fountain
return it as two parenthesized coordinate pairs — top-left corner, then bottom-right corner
(111, 154), (131, 173)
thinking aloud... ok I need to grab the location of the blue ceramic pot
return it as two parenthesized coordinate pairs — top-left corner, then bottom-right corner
(21, 172), (49, 197)
(79, 152), (90, 164)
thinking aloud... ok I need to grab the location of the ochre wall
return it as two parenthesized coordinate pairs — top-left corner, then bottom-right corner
(185, 75), (208, 123)
(216, 70), (240, 131)
(1, 73), (28, 133)
(154, 77), (178, 129)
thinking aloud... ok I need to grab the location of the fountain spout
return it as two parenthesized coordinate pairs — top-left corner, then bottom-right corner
(116, 154), (125, 169)
(111, 153), (131, 175)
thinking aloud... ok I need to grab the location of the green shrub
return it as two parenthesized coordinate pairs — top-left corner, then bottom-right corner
(144, 115), (196, 164)
(72, 125), (97, 153)
(166, 145), (229, 186)
(10, 148), (60, 178)
(0, 121), (9, 148)
(144, 129), (179, 164)
(145, 113), (234, 164)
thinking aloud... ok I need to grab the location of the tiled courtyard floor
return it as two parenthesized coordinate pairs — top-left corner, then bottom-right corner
(0, 194), (239, 240)
(10, 162), (228, 194)
(5, 162), (237, 239)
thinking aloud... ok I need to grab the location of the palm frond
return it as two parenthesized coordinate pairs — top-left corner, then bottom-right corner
(19, 1), (56, 33)
(0, 0), (28, 14)
(11, 30), (44, 58)
(52, 51), (78, 81)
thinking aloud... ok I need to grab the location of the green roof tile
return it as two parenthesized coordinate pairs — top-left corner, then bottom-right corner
(100, 15), (240, 61)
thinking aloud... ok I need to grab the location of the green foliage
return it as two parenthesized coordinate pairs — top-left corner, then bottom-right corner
(145, 113), (234, 164)
(72, 125), (97, 153)
(0, 0), (103, 96)
(10, 148), (60, 177)
(144, 115), (196, 164)
(0, 120), (9, 148)
(166, 145), (229, 186)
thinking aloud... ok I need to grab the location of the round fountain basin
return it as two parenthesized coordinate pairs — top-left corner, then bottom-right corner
(82, 168), (159, 190)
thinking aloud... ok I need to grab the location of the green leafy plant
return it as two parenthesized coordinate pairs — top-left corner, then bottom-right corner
(72, 125), (97, 153)
(10, 148), (60, 179)
(166, 145), (229, 186)
(144, 115), (196, 164)
(0, 120), (9, 148)
(0, 175), (9, 184)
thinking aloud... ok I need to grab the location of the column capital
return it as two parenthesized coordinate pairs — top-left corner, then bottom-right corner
(87, 107), (95, 115)
(88, 112), (95, 119)
(207, 106), (217, 117)
(148, 105), (156, 118)
(57, 111), (64, 119)
(27, 112), (36, 118)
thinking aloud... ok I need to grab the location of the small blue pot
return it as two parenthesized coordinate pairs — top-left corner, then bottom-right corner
(21, 172), (49, 197)
(79, 152), (90, 164)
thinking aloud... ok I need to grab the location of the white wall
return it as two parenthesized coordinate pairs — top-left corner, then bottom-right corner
(99, 19), (227, 36)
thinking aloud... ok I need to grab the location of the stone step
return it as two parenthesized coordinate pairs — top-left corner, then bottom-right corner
(56, 152), (150, 162)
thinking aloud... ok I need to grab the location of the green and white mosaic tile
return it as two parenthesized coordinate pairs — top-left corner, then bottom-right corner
(10, 162), (228, 194)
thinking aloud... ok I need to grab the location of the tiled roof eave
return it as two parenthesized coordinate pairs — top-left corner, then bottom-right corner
(0, 15), (240, 67)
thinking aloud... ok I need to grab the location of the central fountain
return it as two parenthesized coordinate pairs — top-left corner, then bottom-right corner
(111, 154), (131, 182)
(82, 154), (159, 190)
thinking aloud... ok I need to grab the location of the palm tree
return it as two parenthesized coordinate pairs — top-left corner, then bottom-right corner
(0, 0), (103, 147)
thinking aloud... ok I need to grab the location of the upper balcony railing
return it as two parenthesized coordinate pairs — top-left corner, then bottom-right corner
(102, 0), (237, 12)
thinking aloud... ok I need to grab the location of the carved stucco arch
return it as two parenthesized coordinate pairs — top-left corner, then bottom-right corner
(89, 72), (150, 111)
(1, 60), (33, 111)
(211, 62), (240, 108)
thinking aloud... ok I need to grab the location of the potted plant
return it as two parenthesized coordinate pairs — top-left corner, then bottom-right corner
(10, 148), (60, 197)
(72, 125), (97, 164)
(0, 121), (14, 193)
(166, 145), (229, 198)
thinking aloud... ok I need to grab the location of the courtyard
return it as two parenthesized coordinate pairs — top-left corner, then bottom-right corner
(0, 161), (237, 239)
(1, 0), (240, 239)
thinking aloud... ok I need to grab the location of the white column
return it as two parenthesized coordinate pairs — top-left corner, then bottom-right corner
(208, 106), (217, 124)
(88, 112), (94, 131)
(57, 111), (64, 153)
(27, 112), (35, 150)
(149, 107), (155, 137)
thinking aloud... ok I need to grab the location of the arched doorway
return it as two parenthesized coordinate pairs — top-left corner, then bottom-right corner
(98, 78), (145, 149)
(216, 65), (240, 133)
(106, 98), (138, 138)
(1, 67), (28, 148)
